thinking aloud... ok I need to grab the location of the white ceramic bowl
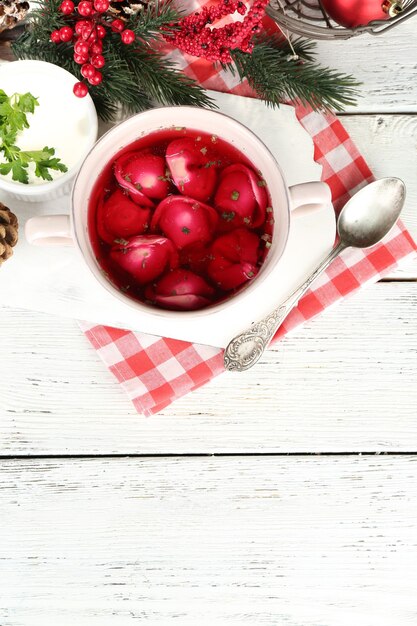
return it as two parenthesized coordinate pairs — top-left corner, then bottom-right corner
(25, 107), (331, 342)
(0, 60), (98, 202)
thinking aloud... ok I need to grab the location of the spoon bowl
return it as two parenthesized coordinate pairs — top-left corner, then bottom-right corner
(338, 177), (406, 248)
(224, 177), (406, 371)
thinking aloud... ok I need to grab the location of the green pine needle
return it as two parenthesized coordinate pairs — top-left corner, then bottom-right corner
(12, 1), (214, 121)
(229, 34), (360, 112)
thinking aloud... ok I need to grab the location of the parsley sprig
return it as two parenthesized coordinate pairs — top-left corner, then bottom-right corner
(0, 90), (68, 184)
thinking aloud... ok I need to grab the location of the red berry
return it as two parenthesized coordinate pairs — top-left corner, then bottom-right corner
(59, 0), (74, 14)
(91, 54), (105, 68)
(88, 70), (103, 85)
(111, 18), (125, 32)
(75, 19), (90, 34)
(74, 39), (89, 55)
(73, 82), (88, 98)
(74, 53), (88, 64)
(81, 63), (96, 78)
(78, 0), (93, 16)
(83, 26), (97, 42)
(96, 24), (106, 38)
(50, 29), (61, 43)
(90, 40), (103, 54)
(121, 29), (135, 44)
(94, 0), (109, 12)
(59, 26), (74, 42)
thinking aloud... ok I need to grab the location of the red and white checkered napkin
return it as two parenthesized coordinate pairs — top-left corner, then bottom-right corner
(80, 57), (417, 415)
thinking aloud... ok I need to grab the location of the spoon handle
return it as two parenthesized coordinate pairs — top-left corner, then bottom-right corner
(223, 241), (347, 372)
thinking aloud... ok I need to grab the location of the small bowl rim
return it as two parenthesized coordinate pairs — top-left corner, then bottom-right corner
(0, 59), (98, 195)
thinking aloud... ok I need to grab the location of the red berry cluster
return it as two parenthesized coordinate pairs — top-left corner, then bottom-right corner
(50, 0), (136, 97)
(164, 0), (268, 63)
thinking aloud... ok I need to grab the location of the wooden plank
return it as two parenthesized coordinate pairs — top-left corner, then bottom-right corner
(1, 455), (417, 625)
(315, 20), (417, 113)
(1, 281), (417, 455)
(341, 114), (417, 274)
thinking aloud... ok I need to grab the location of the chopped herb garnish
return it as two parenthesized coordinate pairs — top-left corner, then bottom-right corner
(211, 135), (218, 143)
(114, 238), (129, 245)
(243, 217), (251, 225)
(257, 179), (266, 187)
(200, 146), (208, 155)
(222, 211), (236, 222)
(230, 190), (240, 201)
(120, 285), (131, 293)
(204, 160), (218, 169)
(124, 175), (132, 183)
(0, 90), (68, 184)
(175, 126), (185, 131)
(182, 226), (191, 234)
(265, 241), (272, 249)
(247, 270), (255, 278)
(266, 206), (273, 213)
(135, 182), (142, 190)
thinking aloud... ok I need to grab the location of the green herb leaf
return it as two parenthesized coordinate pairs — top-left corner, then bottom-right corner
(0, 91), (67, 185)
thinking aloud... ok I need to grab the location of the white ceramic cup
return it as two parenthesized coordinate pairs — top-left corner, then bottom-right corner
(25, 107), (331, 334)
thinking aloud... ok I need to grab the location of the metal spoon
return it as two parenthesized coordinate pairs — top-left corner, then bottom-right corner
(224, 177), (406, 372)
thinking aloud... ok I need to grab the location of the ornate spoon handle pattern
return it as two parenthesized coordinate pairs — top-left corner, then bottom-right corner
(224, 242), (346, 372)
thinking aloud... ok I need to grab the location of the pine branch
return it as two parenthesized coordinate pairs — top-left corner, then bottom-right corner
(128, 1), (182, 41)
(12, 0), (214, 120)
(229, 34), (360, 112)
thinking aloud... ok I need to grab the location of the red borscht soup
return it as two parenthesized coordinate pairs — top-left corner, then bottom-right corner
(88, 127), (274, 311)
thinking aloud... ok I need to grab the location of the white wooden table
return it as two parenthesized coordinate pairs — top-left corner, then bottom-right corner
(1, 23), (417, 626)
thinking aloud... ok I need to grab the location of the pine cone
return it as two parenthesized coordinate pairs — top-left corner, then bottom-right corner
(108, 0), (155, 20)
(0, 0), (29, 33)
(0, 203), (18, 267)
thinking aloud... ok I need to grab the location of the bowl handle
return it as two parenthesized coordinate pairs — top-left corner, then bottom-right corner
(25, 215), (73, 247)
(288, 181), (332, 217)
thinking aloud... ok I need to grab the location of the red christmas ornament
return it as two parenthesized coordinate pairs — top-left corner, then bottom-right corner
(78, 0), (93, 16)
(93, 0), (109, 12)
(73, 81), (88, 97)
(60, 0), (75, 15)
(321, 0), (402, 26)
(59, 25), (74, 42)
(91, 54), (105, 68)
(121, 29), (135, 44)
(50, 29), (61, 43)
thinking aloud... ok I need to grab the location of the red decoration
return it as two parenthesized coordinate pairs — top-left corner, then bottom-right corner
(88, 70), (103, 85)
(93, 0), (109, 12)
(321, 0), (399, 26)
(73, 81), (88, 97)
(121, 29), (135, 44)
(91, 53), (105, 68)
(111, 18), (125, 32)
(60, 0), (75, 15)
(81, 62), (96, 78)
(164, 0), (269, 63)
(59, 25), (74, 41)
(78, 1), (93, 16)
(50, 29), (61, 43)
